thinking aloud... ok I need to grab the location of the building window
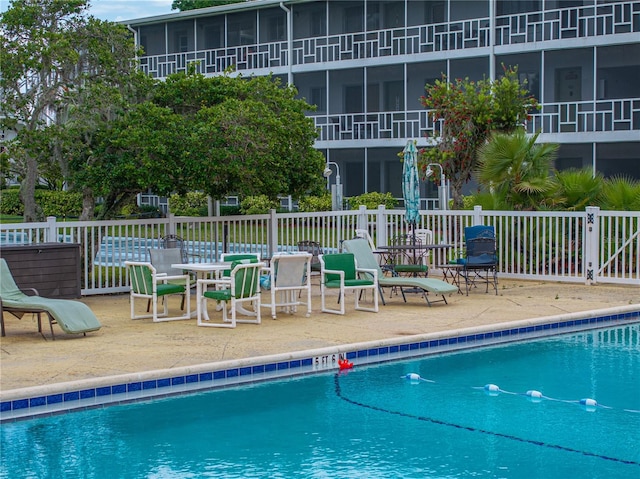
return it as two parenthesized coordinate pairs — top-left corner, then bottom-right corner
(311, 87), (326, 113)
(176, 32), (188, 52)
(344, 6), (364, 33)
(268, 16), (285, 41)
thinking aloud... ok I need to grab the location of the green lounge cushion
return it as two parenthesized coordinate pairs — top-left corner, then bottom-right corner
(393, 264), (428, 273)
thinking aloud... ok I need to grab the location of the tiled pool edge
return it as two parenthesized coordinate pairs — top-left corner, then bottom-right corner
(2, 304), (639, 422)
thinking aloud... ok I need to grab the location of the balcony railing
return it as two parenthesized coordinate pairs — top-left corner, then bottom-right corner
(312, 98), (640, 142)
(137, 1), (638, 78)
(495, 1), (639, 45)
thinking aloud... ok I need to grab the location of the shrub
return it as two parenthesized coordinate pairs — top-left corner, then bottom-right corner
(298, 193), (332, 212)
(0, 189), (83, 218)
(220, 205), (241, 216)
(169, 192), (208, 216)
(348, 192), (397, 210)
(240, 195), (279, 215)
(0, 189), (22, 215)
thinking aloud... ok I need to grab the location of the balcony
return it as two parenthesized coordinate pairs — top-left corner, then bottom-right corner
(313, 97), (640, 143)
(137, 1), (639, 79)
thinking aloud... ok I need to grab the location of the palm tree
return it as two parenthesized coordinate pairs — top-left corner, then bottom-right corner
(551, 168), (604, 211)
(477, 129), (558, 210)
(599, 176), (640, 211)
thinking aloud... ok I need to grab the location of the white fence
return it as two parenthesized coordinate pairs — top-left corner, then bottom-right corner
(0, 206), (637, 295)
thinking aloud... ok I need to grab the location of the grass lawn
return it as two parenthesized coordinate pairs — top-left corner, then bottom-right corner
(0, 215), (23, 223)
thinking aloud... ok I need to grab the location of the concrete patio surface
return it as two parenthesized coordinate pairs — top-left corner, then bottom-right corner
(1, 278), (638, 393)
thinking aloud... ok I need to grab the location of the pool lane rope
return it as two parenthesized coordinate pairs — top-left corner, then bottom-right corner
(477, 384), (640, 413)
(333, 372), (640, 467)
(477, 384), (616, 411)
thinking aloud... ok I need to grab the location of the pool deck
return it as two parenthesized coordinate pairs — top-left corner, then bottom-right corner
(1, 277), (638, 397)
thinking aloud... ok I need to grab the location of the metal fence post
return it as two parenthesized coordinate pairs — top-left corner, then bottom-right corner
(584, 206), (600, 285)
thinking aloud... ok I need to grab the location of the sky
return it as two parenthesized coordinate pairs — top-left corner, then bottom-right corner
(88, 0), (174, 22)
(0, 0), (175, 22)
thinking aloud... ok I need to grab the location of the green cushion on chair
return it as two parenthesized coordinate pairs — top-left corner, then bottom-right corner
(222, 255), (259, 277)
(204, 289), (231, 301)
(325, 279), (374, 288)
(323, 253), (357, 282)
(156, 283), (186, 296)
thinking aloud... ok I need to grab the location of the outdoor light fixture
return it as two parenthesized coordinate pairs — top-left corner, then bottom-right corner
(425, 163), (448, 211)
(324, 161), (342, 211)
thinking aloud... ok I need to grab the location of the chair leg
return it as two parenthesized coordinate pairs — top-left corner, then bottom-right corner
(46, 312), (55, 340)
(378, 285), (386, 306)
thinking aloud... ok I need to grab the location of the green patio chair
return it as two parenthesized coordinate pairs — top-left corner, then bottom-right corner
(197, 259), (265, 328)
(319, 252), (378, 315)
(125, 261), (192, 322)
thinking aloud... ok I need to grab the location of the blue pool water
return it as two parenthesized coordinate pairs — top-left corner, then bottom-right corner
(1, 324), (639, 478)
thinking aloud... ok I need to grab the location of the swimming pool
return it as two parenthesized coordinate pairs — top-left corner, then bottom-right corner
(1, 322), (638, 478)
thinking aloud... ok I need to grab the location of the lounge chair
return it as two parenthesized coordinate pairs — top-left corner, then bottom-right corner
(0, 258), (101, 339)
(342, 238), (458, 306)
(354, 229), (376, 251)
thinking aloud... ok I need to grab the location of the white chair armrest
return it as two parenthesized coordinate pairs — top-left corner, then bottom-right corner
(357, 267), (378, 281)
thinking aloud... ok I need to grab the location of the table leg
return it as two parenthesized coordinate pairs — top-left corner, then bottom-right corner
(442, 265), (463, 294)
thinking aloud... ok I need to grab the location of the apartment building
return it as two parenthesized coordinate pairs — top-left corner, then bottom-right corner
(126, 0), (640, 205)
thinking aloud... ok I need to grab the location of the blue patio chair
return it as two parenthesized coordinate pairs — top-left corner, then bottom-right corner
(461, 226), (498, 295)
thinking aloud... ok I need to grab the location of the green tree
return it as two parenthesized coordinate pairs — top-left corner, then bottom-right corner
(71, 72), (325, 218)
(419, 66), (539, 209)
(153, 72), (326, 202)
(171, 0), (247, 11)
(70, 101), (189, 219)
(476, 129), (558, 211)
(0, 0), (139, 221)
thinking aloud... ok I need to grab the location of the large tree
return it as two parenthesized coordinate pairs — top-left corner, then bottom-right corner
(71, 72), (325, 218)
(0, 0), (139, 221)
(419, 66), (539, 209)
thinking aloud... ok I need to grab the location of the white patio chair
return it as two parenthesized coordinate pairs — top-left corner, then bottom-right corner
(261, 253), (312, 319)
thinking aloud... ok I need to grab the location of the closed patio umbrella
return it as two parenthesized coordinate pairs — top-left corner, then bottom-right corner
(402, 140), (420, 230)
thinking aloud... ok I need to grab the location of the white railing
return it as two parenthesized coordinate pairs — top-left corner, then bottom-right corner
(495, 1), (639, 46)
(138, 2), (638, 79)
(1, 207), (637, 295)
(311, 98), (640, 142)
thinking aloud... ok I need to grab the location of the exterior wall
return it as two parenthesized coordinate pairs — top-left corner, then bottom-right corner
(127, 0), (640, 201)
